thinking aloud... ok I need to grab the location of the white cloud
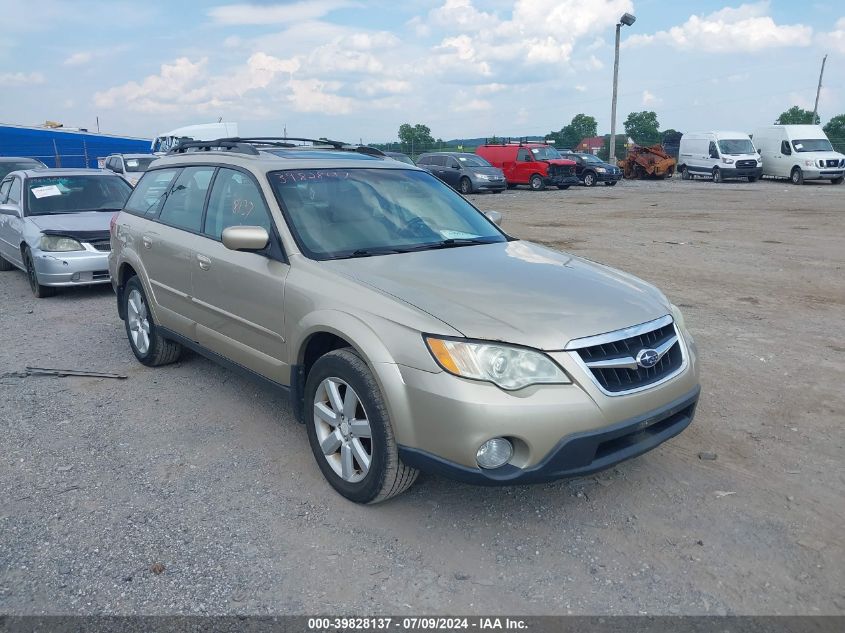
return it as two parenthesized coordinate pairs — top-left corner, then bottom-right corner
(625, 2), (812, 52)
(453, 98), (492, 112)
(64, 51), (93, 66)
(0, 71), (44, 85)
(817, 16), (845, 52)
(423, 0), (632, 81)
(642, 90), (662, 106)
(208, 1), (355, 26)
(575, 85), (587, 93)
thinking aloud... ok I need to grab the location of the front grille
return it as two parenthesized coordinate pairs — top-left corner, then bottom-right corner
(89, 240), (111, 251)
(570, 318), (684, 394)
(826, 159), (840, 167)
(736, 159), (757, 168)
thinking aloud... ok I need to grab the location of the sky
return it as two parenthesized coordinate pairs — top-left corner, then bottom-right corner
(1, 0), (843, 143)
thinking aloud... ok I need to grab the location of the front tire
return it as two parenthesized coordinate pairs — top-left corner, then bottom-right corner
(305, 348), (418, 504)
(583, 171), (596, 187)
(712, 167), (722, 183)
(748, 176), (758, 183)
(459, 177), (473, 195)
(791, 167), (804, 185)
(529, 174), (545, 191)
(124, 276), (182, 366)
(681, 167), (690, 180)
(24, 248), (55, 298)
(831, 176), (843, 185)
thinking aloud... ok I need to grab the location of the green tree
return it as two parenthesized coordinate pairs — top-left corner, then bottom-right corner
(548, 113), (598, 150)
(823, 114), (845, 152)
(598, 135), (628, 162)
(624, 111), (661, 145)
(775, 106), (819, 125)
(398, 123), (435, 154)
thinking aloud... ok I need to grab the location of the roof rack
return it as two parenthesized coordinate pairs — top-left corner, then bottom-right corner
(168, 137), (386, 157)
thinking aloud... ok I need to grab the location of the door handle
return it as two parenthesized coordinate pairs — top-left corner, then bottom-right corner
(196, 254), (211, 271)
(141, 235), (153, 249)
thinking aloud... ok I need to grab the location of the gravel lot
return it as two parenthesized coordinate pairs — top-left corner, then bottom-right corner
(1, 177), (843, 616)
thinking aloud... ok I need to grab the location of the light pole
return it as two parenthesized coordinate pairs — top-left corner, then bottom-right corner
(609, 12), (636, 163)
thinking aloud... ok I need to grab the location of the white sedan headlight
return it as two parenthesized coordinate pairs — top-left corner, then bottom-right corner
(40, 235), (84, 252)
(425, 336), (570, 391)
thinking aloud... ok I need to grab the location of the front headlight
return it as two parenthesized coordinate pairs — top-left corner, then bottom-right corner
(804, 160), (814, 167)
(475, 173), (491, 180)
(669, 303), (686, 331)
(595, 167), (607, 173)
(425, 336), (570, 391)
(40, 235), (84, 252)
(722, 158), (735, 164)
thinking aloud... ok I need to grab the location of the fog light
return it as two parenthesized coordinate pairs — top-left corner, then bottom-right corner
(71, 272), (80, 281)
(476, 438), (513, 469)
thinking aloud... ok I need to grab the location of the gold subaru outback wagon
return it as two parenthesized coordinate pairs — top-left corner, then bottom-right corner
(109, 138), (700, 503)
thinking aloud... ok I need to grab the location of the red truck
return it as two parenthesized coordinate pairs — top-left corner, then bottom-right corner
(475, 142), (579, 191)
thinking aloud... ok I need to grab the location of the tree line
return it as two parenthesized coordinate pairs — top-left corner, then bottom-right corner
(384, 106), (845, 159)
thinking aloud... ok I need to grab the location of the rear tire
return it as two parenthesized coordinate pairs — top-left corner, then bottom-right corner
(605, 181), (617, 186)
(123, 276), (182, 367)
(459, 177), (473, 195)
(305, 348), (418, 504)
(529, 174), (545, 191)
(24, 248), (55, 298)
(791, 167), (804, 185)
(712, 167), (722, 183)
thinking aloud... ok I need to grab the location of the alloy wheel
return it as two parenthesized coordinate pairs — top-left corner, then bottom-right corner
(313, 377), (373, 483)
(126, 288), (151, 355)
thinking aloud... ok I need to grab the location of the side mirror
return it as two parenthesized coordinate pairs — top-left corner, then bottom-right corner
(222, 226), (269, 251)
(0, 203), (21, 217)
(113, 165), (124, 173)
(483, 210), (502, 226)
(452, 164), (461, 169)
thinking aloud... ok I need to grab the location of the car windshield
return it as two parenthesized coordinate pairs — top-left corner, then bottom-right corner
(530, 147), (562, 160)
(792, 139), (834, 152)
(456, 155), (491, 168)
(718, 139), (755, 155)
(26, 175), (132, 215)
(0, 160), (43, 179)
(269, 168), (506, 260)
(124, 157), (156, 172)
(579, 154), (603, 164)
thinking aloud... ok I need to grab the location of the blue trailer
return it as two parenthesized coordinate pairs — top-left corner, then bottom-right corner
(0, 124), (151, 168)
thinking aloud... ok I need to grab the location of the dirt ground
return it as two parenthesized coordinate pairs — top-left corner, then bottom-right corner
(1, 177), (843, 616)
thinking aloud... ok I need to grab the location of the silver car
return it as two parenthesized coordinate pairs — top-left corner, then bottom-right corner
(0, 169), (133, 297)
(103, 153), (157, 186)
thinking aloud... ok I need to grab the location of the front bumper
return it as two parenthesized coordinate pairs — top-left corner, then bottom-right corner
(547, 174), (579, 186)
(472, 178), (507, 192)
(719, 166), (763, 179)
(595, 171), (622, 182)
(32, 247), (111, 286)
(399, 386), (699, 485)
(805, 169), (844, 180)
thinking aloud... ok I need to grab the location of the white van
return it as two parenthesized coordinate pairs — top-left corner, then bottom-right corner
(151, 122), (239, 154)
(678, 131), (762, 182)
(752, 125), (844, 185)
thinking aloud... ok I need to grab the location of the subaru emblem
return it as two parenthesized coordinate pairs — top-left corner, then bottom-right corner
(636, 348), (660, 369)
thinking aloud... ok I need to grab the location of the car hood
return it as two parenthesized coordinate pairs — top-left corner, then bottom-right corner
(27, 212), (114, 233)
(322, 241), (670, 350)
(470, 166), (505, 176)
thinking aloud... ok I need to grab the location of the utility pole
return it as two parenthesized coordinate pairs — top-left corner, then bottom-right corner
(812, 54), (827, 124)
(609, 13), (636, 163)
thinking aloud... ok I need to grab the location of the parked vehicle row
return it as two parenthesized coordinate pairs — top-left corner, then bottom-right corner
(678, 125), (844, 184)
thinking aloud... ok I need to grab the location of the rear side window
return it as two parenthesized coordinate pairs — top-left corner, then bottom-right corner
(158, 167), (215, 232)
(429, 156), (446, 167)
(203, 168), (272, 240)
(124, 169), (179, 216)
(417, 156), (431, 165)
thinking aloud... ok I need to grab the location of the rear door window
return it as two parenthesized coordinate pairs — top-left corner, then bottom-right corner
(124, 168), (180, 216)
(158, 167), (215, 233)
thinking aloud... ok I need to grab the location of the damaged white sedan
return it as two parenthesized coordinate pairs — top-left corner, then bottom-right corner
(0, 169), (132, 297)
